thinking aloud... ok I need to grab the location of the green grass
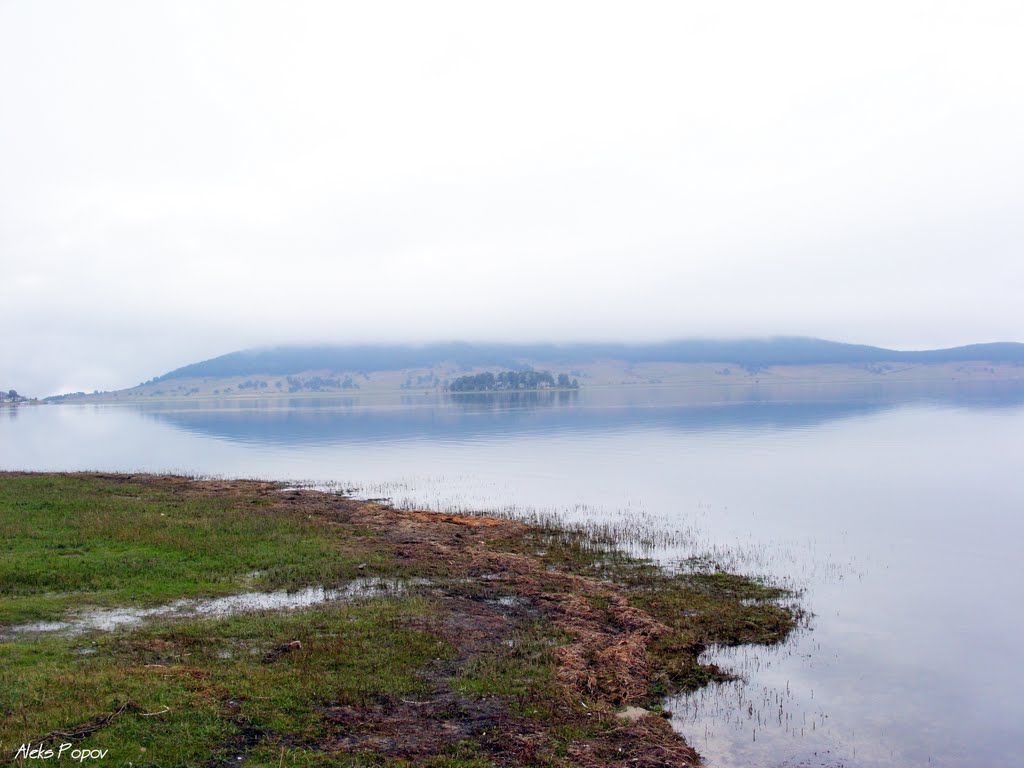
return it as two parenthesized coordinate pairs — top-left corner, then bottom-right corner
(0, 475), (467, 765)
(0, 475), (393, 624)
(1, 473), (799, 766)
(453, 621), (571, 718)
(2, 598), (451, 767)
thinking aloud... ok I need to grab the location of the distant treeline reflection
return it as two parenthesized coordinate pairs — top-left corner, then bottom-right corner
(446, 370), (579, 392)
(445, 389), (580, 409)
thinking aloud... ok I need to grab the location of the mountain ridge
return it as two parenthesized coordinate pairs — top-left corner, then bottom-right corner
(152, 338), (1024, 382)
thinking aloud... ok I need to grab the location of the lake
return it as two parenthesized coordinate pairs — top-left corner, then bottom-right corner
(3, 380), (1023, 767)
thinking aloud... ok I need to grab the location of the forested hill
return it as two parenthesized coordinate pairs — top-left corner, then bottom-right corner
(152, 339), (1024, 382)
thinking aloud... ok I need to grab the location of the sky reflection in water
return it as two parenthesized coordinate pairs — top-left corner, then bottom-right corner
(2, 381), (1023, 767)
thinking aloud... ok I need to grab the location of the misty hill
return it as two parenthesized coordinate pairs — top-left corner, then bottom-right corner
(152, 338), (1024, 382)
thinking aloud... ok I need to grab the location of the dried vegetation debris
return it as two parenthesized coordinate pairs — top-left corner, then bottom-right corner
(268, 482), (719, 765)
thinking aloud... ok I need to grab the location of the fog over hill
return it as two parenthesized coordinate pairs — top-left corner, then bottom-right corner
(154, 338), (1024, 382)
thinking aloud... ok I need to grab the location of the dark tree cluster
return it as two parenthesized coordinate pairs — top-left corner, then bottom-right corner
(285, 375), (359, 392)
(447, 370), (579, 392)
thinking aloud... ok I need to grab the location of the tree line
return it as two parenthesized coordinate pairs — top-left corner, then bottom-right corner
(446, 370), (579, 392)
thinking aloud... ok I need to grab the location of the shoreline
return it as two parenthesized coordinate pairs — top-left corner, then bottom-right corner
(35, 360), (1024, 405)
(2, 472), (799, 767)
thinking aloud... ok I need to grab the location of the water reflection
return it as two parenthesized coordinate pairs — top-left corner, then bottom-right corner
(445, 388), (580, 409)
(3, 579), (414, 639)
(129, 380), (1024, 448)
(2, 380), (1024, 767)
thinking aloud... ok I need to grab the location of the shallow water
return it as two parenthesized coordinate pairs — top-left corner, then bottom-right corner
(2, 380), (1023, 767)
(3, 579), (410, 639)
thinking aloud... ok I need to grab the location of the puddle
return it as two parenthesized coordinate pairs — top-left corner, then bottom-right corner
(2, 579), (415, 639)
(489, 595), (525, 607)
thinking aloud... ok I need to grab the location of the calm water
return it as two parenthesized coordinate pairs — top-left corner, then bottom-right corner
(2, 381), (1023, 767)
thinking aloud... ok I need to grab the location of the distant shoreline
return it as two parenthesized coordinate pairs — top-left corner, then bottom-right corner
(43, 360), (1024, 405)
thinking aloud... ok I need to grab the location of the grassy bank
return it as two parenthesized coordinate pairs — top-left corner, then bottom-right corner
(0, 473), (799, 767)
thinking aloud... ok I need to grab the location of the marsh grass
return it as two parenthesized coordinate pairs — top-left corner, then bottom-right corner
(0, 474), (394, 624)
(2, 598), (450, 767)
(453, 621), (572, 718)
(1, 473), (798, 766)
(482, 512), (802, 704)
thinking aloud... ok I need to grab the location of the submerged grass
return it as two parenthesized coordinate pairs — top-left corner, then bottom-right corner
(484, 516), (802, 702)
(0, 472), (799, 767)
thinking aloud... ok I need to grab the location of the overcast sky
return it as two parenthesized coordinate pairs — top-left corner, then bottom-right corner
(2, 1), (1022, 395)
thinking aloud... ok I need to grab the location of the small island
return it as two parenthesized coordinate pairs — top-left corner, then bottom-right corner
(447, 370), (579, 392)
